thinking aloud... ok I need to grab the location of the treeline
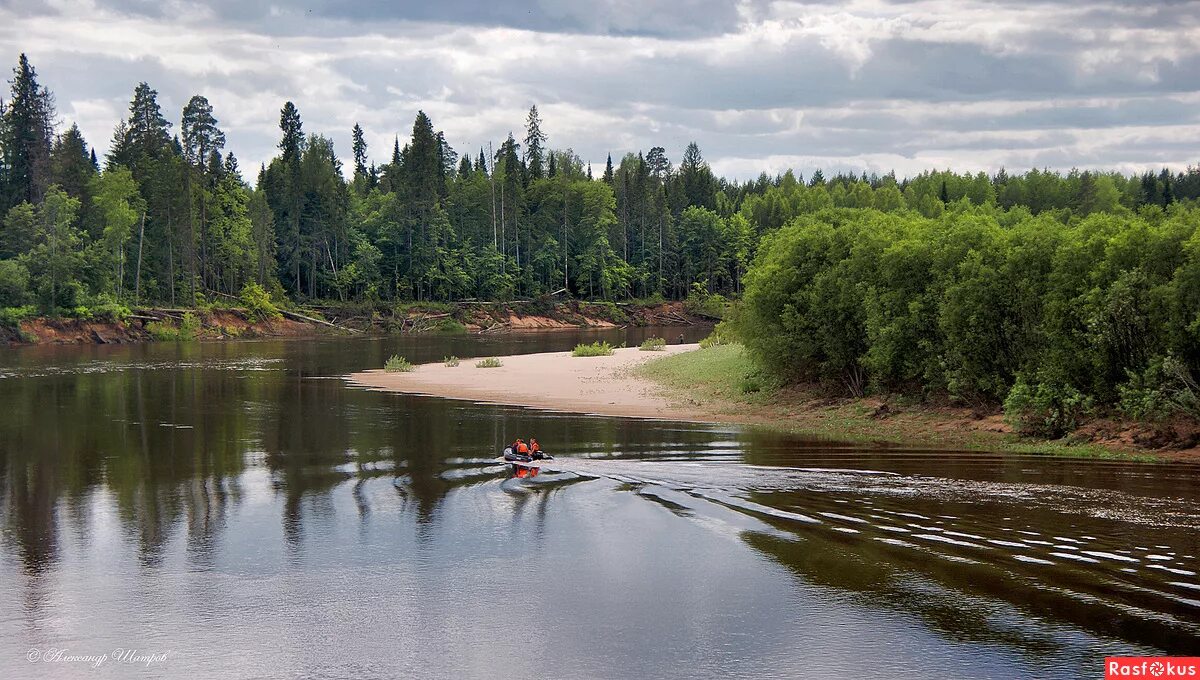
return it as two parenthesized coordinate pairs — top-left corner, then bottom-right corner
(2, 52), (1199, 321)
(735, 204), (1200, 434)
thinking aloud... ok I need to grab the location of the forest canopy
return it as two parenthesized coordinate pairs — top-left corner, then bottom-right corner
(1, 53), (1196, 316)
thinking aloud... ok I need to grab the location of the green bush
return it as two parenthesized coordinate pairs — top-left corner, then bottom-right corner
(384, 355), (414, 372)
(1118, 356), (1200, 422)
(147, 311), (201, 341)
(1003, 378), (1093, 438)
(684, 283), (727, 319)
(699, 329), (731, 349)
(572, 341), (616, 357)
(475, 357), (503, 368)
(0, 304), (36, 328)
(85, 294), (130, 322)
(639, 337), (666, 351)
(0, 260), (30, 308)
(240, 282), (281, 322)
(435, 318), (467, 333)
(443, 356), (460, 367)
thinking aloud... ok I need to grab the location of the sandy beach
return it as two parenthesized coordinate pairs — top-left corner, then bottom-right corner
(347, 344), (703, 419)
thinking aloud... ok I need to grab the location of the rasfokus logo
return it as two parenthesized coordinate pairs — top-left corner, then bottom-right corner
(1106, 658), (1200, 678)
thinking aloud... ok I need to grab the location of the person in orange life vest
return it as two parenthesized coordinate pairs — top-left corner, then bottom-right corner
(515, 439), (530, 455)
(529, 438), (542, 459)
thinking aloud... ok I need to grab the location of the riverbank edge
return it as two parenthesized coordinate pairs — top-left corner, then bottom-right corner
(634, 344), (1195, 462)
(1, 300), (705, 347)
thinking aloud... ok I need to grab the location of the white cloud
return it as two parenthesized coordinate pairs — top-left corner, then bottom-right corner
(1, 0), (1196, 180)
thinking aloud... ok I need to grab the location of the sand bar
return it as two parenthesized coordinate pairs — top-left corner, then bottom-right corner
(347, 344), (703, 420)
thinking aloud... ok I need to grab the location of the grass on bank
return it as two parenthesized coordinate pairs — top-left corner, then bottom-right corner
(476, 357), (503, 368)
(634, 343), (1146, 460)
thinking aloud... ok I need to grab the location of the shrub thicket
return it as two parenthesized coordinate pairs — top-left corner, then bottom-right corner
(736, 205), (1200, 430)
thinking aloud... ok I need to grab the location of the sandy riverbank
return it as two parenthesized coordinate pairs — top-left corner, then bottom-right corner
(347, 344), (705, 420)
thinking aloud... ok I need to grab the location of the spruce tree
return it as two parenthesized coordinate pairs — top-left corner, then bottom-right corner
(524, 105), (546, 181)
(2, 54), (55, 210)
(351, 123), (368, 183)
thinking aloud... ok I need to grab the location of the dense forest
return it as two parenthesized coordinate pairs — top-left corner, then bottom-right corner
(5, 53), (1200, 430)
(2, 52), (1198, 318)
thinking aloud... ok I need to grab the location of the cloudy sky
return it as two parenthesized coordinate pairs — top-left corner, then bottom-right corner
(1, 0), (1198, 181)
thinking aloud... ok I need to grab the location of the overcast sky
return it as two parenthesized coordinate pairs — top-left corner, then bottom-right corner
(1, 0), (1198, 181)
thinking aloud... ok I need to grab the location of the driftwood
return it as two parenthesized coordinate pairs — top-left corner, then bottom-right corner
(280, 309), (363, 334)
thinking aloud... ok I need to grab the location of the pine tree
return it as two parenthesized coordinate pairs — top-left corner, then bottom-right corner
(646, 146), (670, 179)
(679, 142), (715, 209)
(524, 105), (546, 181)
(50, 124), (95, 202)
(117, 83), (172, 170)
(351, 123), (368, 184)
(1160, 168), (1175, 206)
(278, 102), (303, 164)
(602, 154), (614, 185)
(50, 123), (97, 236)
(181, 95), (225, 169)
(2, 54), (55, 210)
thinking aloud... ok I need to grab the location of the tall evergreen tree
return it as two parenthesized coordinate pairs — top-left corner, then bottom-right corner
(477, 147), (488, 176)
(180, 95), (225, 169)
(351, 123), (368, 182)
(2, 54), (55, 210)
(679, 142), (715, 210)
(49, 123), (96, 236)
(524, 105), (546, 181)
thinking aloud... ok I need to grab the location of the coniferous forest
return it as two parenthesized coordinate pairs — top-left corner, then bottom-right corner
(5, 53), (1200, 425)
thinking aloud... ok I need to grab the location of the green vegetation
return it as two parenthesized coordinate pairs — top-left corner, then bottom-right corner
(0, 304), (36, 328)
(435, 318), (467, 333)
(639, 337), (666, 351)
(475, 357), (503, 368)
(147, 311), (200, 341)
(735, 205), (1200, 435)
(384, 355), (414, 372)
(572, 341), (616, 357)
(699, 326), (732, 349)
(239, 282), (281, 322)
(636, 344), (1129, 459)
(443, 355), (460, 367)
(3, 52), (1197, 325)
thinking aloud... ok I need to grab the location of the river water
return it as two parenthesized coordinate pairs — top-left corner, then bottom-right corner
(0, 328), (1197, 679)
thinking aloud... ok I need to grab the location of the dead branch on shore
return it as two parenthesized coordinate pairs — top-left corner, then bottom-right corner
(280, 310), (363, 334)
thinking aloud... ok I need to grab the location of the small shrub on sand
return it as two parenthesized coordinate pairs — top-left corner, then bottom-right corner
(476, 357), (503, 368)
(639, 337), (666, 351)
(443, 356), (460, 367)
(385, 355), (414, 372)
(572, 341), (615, 357)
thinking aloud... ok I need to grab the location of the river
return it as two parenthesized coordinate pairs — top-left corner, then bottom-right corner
(1, 328), (1197, 679)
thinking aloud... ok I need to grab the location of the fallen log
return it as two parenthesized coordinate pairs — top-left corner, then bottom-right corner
(280, 309), (363, 334)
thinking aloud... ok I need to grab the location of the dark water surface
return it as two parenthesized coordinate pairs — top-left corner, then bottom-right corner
(1, 328), (1198, 679)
